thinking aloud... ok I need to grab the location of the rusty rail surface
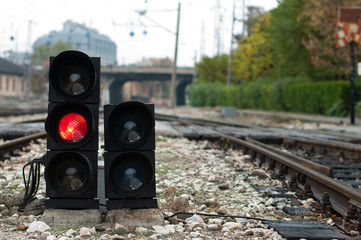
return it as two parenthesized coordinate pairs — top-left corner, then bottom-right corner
(280, 135), (361, 160)
(156, 114), (361, 233)
(245, 137), (333, 177)
(0, 131), (46, 159)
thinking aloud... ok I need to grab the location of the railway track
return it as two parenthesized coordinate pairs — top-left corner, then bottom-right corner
(0, 108), (47, 117)
(1, 110), (361, 238)
(155, 113), (361, 236)
(0, 131), (46, 160)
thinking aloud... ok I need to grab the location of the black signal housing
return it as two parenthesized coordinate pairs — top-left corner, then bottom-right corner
(104, 101), (157, 209)
(45, 50), (100, 209)
(104, 101), (155, 151)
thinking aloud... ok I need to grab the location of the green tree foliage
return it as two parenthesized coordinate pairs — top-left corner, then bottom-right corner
(246, 6), (266, 36)
(232, 12), (274, 82)
(269, 0), (313, 78)
(31, 40), (74, 65)
(195, 54), (228, 84)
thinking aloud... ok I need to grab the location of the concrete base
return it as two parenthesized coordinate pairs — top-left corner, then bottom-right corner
(221, 106), (238, 117)
(106, 208), (164, 227)
(41, 209), (103, 224)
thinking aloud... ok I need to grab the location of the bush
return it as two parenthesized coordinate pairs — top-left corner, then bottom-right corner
(356, 100), (361, 117)
(327, 98), (347, 117)
(189, 83), (237, 107)
(188, 78), (361, 117)
(216, 85), (238, 106)
(272, 75), (311, 111)
(284, 81), (360, 115)
(238, 77), (273, 110)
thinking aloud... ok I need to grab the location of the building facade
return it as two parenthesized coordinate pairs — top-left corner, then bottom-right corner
(0, 58), (26, 99)
(33, 20), (117, 65)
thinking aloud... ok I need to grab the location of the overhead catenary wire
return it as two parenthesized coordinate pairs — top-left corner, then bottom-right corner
(141, 14), (175, 35)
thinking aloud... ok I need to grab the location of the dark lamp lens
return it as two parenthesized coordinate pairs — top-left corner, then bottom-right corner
(110, 153), (153, 192)
(58, 63), (90, 96)
(111, 114), (146, 145)
(54, 157), (89, 192)
(113, 162), (145, 191)
(59, 113), (87, 142)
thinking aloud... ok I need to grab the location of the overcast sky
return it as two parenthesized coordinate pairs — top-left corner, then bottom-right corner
(0, 0), (278, 67)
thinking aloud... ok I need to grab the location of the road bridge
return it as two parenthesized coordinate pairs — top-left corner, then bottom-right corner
(101, 66), (194, 105)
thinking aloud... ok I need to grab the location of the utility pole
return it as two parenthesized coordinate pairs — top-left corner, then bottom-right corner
(169, 2), (181, 108)
(226, 0), (236, 85)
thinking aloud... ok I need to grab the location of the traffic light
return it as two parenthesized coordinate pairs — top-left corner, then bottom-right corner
(44, 50), (100, 209)
(104, 101), (157, 209)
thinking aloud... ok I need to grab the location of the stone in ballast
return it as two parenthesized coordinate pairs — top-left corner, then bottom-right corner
(26, 221), (50, 233)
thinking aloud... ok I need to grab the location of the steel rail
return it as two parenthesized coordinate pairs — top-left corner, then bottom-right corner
(279, 135), (361, 159)
(0, 131), (47, 158)
(245, 137), (333, 177)
(222, 134), (361, 232)
(0, 108), (47, 117)
(221, 133), (361, 201)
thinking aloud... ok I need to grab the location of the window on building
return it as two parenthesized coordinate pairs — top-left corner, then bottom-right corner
(13, 78), (16, 91)
(6, 77), (9, 91)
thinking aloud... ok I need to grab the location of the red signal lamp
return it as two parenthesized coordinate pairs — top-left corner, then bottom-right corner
(46, 102), (98, 150)
(59, 113), (88, 142)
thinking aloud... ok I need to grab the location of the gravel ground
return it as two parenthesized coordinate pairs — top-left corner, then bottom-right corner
(0, 106), (335, 239)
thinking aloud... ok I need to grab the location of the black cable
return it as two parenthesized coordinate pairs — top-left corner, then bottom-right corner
(165, 212), (267, 222)
(18, 153), (46, 211)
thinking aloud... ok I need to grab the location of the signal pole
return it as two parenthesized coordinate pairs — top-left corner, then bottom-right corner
(169, 2), (181, 108)
(350, 40), (356, 124)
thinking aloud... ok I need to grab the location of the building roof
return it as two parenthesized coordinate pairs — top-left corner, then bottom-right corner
(0, 58), (26, 75)
(33, 20), (117, 65)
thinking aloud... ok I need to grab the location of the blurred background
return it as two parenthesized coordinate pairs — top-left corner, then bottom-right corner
(1, 0), (361, 120)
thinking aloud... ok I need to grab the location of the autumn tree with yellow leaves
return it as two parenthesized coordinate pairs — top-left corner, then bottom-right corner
(231, 12), (273, 82)
(300, 0), (361, 79)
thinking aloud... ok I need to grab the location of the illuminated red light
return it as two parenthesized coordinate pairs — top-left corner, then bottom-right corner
(59, 113), (87, 142)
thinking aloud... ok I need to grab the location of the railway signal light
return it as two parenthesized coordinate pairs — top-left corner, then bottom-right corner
(44, 50), (100, 209)
(104, 101), (157, 209)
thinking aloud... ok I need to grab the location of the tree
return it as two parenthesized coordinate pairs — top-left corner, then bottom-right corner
(232, 12), (274, 82)
(195, 54), (228, 84)
(300, 0), (361, 79)
(269, 0), (313, 78)
(31, 40), (73, 65)
(246, 6), (266, 36)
